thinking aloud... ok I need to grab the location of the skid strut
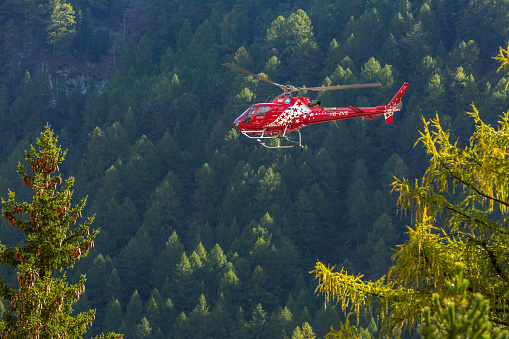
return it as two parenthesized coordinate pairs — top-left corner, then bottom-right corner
(240, 127), (303, 149)
(260, 129), (303, 149)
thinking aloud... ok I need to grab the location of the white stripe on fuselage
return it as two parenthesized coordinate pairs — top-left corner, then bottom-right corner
(267, 100), (311, 127)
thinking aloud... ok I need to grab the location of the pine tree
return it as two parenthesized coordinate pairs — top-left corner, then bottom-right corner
(268, 306), (293, 338)
(173, 252), (195, 312)
(188, 294), (210, 338)
(103, 298), (123, 333)
(47, 0), (77, 58)
(208, 244), (227, 270)
(0, 125), (120, 338)
(250, 303), (267, 339)
(193, 163), (218, 222)
(144, 296), (160, 334)
(135, 317), (151, 338)
(153, 231), (184, 286)
(124, 290), (143, 332)
(300, 322), (316, 339)
(420, 263), (509, 339)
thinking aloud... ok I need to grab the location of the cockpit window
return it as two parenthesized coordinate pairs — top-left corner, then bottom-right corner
(240, 107), (250, 118)
(246, 106), (256, 117)
(257, 106), (270, 115)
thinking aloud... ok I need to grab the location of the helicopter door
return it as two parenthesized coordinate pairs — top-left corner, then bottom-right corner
(253, 106), (270, 125)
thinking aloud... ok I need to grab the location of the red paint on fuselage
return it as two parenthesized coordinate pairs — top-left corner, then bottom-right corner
(233, 83), (410, 136)
(234, 98), (386, 135)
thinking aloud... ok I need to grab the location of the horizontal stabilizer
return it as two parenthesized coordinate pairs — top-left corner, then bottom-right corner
(349, 106), (364, 113)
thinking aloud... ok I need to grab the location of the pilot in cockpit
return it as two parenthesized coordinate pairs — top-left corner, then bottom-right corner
(308, 100), (321, 108)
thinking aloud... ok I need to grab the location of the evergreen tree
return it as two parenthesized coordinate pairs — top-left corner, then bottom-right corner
(86, 253), (114, 312)
(210, 295), (228, 337)
(153, 231), (184, 286)
(250, 303), (268, 339)
(268, 306), (294, 339)
(47, 0), (76, 58)
(172, 252), (195, 312)
(193, 163), (218, 222)
(420, 263), (509, 339)
(174, 312), (189, 338)
(144, 296), (160, 334)
(0, 125), (120, 337)
(188, 294), (210, 338)
(103, 298), (123, 333)
(208, 243), (227, 271)
(117, 229), (155, 296)
(292, 322), (315, 339)
(124, 290), (143, 332)
(135, 317), (151, 338)
(143, 171), (183, 252)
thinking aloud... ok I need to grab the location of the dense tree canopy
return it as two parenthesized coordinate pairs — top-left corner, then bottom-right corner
(1, 0), (509, 337)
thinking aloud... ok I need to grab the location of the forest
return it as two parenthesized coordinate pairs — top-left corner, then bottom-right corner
(1, 0), (509, 337)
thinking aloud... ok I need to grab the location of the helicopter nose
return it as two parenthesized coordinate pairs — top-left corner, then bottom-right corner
(233, 118), (241, 129)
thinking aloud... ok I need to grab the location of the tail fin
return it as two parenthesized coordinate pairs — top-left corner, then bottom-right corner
(384, 83), (410, 124)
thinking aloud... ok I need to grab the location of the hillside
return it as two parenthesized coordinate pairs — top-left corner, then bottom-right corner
(1, 0), (509, 337)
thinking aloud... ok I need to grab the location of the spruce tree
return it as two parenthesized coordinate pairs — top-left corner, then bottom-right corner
(0, 125), (120, 338)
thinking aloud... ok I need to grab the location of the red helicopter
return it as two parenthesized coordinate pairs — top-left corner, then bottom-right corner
(225, 63), (409, 148)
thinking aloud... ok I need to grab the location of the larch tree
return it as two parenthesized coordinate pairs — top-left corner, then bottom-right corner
(0, 125), (121, 338)
(312, 52), (509, 337)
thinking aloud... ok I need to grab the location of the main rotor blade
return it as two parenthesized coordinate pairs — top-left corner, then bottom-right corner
(305, 83), (382, 91)
(271, 83), (382, 100)
(223, 63), (283, 89)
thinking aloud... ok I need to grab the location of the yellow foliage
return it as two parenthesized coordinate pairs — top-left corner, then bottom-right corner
(494, 44), (509, 89)
(313, 107), (509, 335)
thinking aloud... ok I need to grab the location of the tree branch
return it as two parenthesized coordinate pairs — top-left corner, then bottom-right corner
(439, 158), (509, 210)
(465, 236), (509, 283)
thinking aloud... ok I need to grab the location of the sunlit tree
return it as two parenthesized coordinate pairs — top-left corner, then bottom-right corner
(312, 54), (509, 335)
(0, 125), (120, 338)
(47, 0), (76, 58)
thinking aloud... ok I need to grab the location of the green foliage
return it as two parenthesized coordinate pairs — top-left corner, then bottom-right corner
(495, 43), (509, 89)
(47, 0), (76, 58)
(0, 125), (120, 338)
(420, 263), (509, 339)
(5, 0), (509, 337)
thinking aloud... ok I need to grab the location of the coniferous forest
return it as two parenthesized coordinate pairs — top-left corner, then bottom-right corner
(1, 0), (509, 337)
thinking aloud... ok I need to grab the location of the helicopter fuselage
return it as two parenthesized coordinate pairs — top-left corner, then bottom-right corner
(233, 82), (409, 136)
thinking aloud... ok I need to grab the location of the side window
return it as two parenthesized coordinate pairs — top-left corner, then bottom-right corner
(257, 106), (269, 115)
(246, 107), (256, 117)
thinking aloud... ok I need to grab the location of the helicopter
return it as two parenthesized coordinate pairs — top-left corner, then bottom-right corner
(224, 63), (410, 149)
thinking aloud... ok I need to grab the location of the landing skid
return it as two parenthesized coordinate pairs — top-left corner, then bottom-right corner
(241, 126), (304, 149)
(259, 131), (303, 149)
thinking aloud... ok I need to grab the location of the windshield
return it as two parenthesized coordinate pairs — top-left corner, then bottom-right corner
(238, 107), (250, 119)
(236, 106), (257, 120)
(246, 106), (256, 117)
